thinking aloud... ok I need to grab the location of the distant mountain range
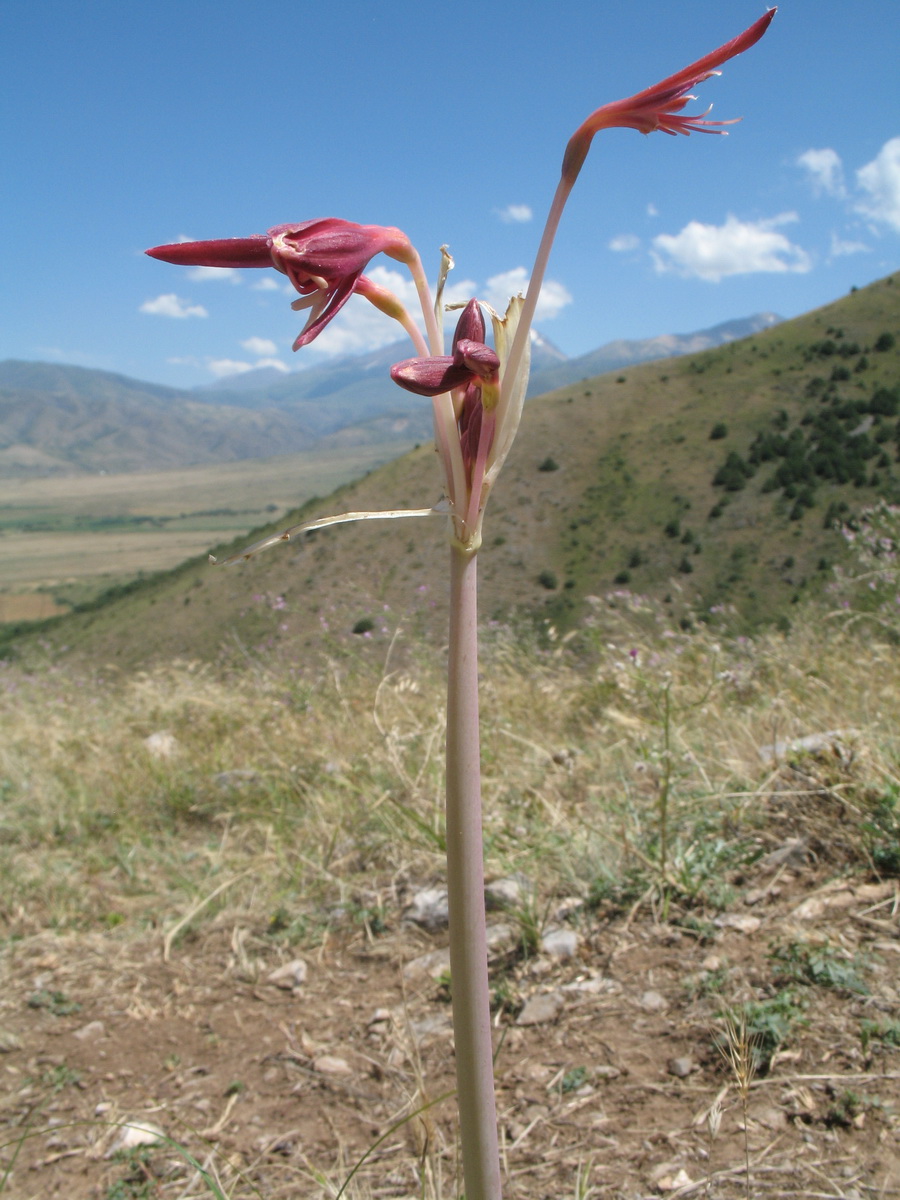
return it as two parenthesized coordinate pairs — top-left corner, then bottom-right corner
(0, 312), (781, 477)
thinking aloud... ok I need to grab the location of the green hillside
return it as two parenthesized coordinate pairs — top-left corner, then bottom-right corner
(3, 272), (898, 667)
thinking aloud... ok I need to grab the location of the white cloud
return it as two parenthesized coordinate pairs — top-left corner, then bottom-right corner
(140, 293), (208, 319)
(186, 265), (241, 283)
(609, 233), (640, 253)
(241, 336), (278, 357)
(496, 204), (533, 224)
(651, 213), (811, 282)
(856, 137), (900, 233)
(208, 358), (255, 378)
(646, 203), (659, 218)
(308, 265), (429, 358)
(797, 148), (846, 198)
(254, 357), (289, 373)
(252, 277), (281, 291)
(483, 268), (572, 321)
(290, 262), (571, 360)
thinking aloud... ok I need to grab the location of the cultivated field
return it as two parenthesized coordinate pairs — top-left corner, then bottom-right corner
(0, 442), (413, 616)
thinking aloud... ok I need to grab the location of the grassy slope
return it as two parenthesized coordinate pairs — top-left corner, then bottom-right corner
(3, 272), (898, 667)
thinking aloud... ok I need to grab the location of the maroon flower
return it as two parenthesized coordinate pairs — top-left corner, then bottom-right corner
(146, 218), (414, 348)
(391, 300), (500, 500)
(563, 9), (776, 181)
(390, 300), (499, 398)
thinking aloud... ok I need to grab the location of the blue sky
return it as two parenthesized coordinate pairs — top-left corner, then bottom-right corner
(2, 0), (898, 389)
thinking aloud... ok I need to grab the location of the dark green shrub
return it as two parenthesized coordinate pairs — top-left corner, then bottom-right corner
(713, 451), (753, 491)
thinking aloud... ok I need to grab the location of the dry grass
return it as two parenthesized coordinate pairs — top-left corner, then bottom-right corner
(1, 592), (899, 1200)
(1, 594), (897, 947)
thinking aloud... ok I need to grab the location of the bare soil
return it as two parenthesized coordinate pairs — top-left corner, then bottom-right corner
(2, 850), (898, 1200)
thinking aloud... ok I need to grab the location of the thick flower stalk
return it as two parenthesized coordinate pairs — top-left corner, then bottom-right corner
(145, 13), (774, 1199)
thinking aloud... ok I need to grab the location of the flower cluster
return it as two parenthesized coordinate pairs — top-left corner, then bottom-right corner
(147, 10), (775, 556)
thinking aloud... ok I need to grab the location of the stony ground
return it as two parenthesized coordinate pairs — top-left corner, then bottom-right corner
(1, 847), (899, 1200)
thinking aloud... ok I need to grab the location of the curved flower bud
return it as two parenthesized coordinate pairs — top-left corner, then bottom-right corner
(390, 338), (500, 398)
(563, 8), (776, 182)
(452, 298), (486, 348)
(147, 218), (415, 349)
(392, 302), (502, 547)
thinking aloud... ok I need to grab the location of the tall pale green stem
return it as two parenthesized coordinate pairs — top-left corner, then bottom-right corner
(445, 542), (502, 1200)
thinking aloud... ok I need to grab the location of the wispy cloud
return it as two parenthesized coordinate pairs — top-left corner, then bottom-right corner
(651, 213), (811, 282)
(208, 358), (255, 378)
(856, 137), (900, 233)
(829, 232), (869, 257)
(609, 234), (640, 253)
(495, 204), (533, 224)
(252, 277), (281, 291)
(241, 336), (278, 356)
(140, 293), (208, 319)
(797, 148), (846, 198)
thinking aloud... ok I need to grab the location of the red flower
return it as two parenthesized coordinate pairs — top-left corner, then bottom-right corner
(390, 301), (499, 399)
(146, 218), (414, 349)
(563, 9), (776, 181)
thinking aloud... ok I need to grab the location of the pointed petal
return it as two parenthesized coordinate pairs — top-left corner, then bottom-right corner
(145, 236), (272, 268)
(292, 273), (361, 350)
(390, 355), (471, 396)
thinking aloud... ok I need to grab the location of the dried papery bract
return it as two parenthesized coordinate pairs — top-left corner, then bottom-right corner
(145, 13), (775, 1197)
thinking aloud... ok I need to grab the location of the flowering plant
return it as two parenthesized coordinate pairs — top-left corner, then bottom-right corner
(147, 12), (774, 1198)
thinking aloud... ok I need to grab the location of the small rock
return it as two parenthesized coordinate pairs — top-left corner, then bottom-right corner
(105, 1120), (166, 1157)
(0, 1030), (23, 1053)
(313, 1055), (352, 1076)
(367, 1007), (392, 1028)
(484, 877), (524, 910)
(540, 927), (579, 960)
(757, 729), (853, 765)
(639, 990), (668, 1013)
(214, 769), (263, 792)
(94, 1102), (113, 1116)
(592, 1065), (622, 1081)
(551, 896), (584, 922)
(485, 922), (518, 955)
(562, 974), (607, 994)
(516, 992), (564, 1026)
(403, 887), (449, 931)
(701, 955), (723, 972)
(266, 959), (308, 990)
(658, 1168), (695, 1192)
(667, 1056), (694, 1078)
(759, 837), (808, 871)
(403, 948), (451, 982)
(408, 1012), (453, 1040)
(143, 731), (178, 760)
(714, 913), (761, 934)
(748, 1102), (787, 1130)
(74, 1020), (106, 1041)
